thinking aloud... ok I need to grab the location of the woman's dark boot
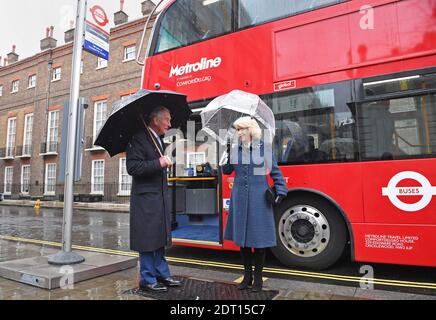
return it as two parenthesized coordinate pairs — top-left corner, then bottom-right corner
(238, 247), (253, 290)
(252, 248), (266, 292)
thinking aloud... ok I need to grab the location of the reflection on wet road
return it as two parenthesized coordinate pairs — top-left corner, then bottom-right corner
(0, 206), (130, 251)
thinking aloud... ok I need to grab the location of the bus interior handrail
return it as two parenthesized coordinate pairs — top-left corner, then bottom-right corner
(136, 0), (165, 66)
(394, 131), (421, 149)
(353, 88), (436, 104)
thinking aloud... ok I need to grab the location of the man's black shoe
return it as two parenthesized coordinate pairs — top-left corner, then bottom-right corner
(140, 283), (168, 293)
(157, 277), (183, 287)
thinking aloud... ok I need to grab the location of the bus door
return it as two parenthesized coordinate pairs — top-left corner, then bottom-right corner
(166, 106), (224, 248)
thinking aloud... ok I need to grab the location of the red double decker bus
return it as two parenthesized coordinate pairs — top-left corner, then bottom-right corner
(139, 0), (436, 270)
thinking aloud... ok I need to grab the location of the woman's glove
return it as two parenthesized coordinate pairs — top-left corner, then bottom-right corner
(219, 144), (231, 166)
(275, 195), (285, 205)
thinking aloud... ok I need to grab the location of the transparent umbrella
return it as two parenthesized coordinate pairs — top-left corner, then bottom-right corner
(200, 90), (275, 145)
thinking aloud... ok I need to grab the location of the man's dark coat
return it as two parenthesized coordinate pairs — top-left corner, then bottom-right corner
(126, 130), (171, 252)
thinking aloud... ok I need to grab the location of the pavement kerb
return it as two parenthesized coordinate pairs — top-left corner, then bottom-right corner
(0, 199), (129, 213)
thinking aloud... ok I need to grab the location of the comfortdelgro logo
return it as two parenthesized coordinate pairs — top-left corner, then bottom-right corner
(169, 57), (222, 77)
(382, 171), (436, 212)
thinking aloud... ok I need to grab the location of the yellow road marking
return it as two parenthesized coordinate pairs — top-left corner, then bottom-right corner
(1, 235), (436, 290)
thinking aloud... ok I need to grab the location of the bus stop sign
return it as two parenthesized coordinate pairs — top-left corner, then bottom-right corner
(84, 3), (110, 60)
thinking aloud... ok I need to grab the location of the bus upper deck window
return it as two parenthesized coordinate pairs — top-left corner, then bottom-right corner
(238, 0), (346, 29)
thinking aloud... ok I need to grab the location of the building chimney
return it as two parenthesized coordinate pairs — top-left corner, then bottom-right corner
(141, 0), (155, 16)
(40, 26), (57, 51)
(114, 0), (129, 25)
(3, 57), (7, 66)
(64, 21), (75, 43)
(7, 45), (19, 64)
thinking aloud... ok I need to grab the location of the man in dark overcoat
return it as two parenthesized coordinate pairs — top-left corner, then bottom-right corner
(126, 106), (181, 292)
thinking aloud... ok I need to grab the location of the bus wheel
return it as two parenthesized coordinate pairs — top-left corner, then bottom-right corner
(271, 195), (347, 270)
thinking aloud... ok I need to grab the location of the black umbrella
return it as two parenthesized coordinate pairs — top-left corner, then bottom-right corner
(94, 89), (191, 157)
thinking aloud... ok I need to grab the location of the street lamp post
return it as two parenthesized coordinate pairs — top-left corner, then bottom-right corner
(48, 0), (87, 265)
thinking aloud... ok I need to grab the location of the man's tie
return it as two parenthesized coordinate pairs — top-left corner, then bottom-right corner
(158, 137), (165, 153)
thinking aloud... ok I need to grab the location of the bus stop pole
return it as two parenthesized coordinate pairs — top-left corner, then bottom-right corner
(48, 0), (87, 265)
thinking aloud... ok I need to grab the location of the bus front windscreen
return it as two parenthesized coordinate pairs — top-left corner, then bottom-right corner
(153, 0), (233, 54)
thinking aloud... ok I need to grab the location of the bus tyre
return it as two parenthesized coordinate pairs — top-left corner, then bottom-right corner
(271, 195), (347, 270)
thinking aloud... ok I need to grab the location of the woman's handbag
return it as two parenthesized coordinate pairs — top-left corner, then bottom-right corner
(265, 186), (276, 206)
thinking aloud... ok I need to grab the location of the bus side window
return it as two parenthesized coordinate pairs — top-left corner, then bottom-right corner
(358, 94), (436, 161)
(270, 81), (357, 165)
(358, 99), (395, 160)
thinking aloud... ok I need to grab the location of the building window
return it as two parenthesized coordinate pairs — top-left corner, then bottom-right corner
(6, 117), (16, 157)
(91, 160), (105, 194)
(4, 167), (13, 195)
(0, 85), (3, 96)
(44, 163), (57, 195)
(47, 110), (59, 153)
(11, 80), (19, 93)
(28, 75), (37, 88)
(21, 165), (30, 194)
(93, 100), (107, 142)
(23, 113), (33, 156)
(123, 45), (136, 61)
(52, 67), (62, 81)
(97, 57), (108, 69)
(118, 158), (132, 195)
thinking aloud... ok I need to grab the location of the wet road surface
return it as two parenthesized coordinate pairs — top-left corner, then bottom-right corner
(0, 206), (130, 250)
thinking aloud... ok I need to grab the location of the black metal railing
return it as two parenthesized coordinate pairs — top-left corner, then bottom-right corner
(0, 183), (32, 199)
(0, 183), (131, 204)
(85, 136), (104, 150)
(16, 145), (32, 157)
(6, 146), (15, 157)
(40, 142), (58, 154)
(0, 147), (15, 158)
(85, 136), (94, 149)
(23, 144), (32, 156)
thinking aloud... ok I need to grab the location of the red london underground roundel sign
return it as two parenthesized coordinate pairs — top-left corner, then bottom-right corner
(89, 5), (109, 27)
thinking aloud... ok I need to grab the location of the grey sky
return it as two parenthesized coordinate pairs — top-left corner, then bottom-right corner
(0, 0), (160, 62)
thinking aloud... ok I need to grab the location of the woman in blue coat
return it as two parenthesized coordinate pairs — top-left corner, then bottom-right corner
(222, 117), (288, 292)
